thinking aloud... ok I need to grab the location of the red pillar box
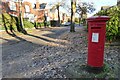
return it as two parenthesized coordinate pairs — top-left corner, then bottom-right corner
(87, 16), (110, 71)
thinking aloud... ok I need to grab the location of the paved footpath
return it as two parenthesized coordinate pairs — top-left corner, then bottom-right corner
(0, 26), (119, 78)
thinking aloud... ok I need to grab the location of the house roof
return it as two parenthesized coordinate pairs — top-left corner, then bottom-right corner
(101, 6), (110, 10)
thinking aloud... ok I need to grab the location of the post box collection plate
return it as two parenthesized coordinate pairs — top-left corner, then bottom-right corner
(92, 33), (99, 43)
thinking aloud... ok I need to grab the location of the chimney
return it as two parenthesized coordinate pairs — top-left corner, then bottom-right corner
(36, 0), (39, 9)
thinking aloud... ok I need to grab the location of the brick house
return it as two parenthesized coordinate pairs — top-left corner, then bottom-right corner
(1, 0), (48, 23)
(1, 0), (68, 24)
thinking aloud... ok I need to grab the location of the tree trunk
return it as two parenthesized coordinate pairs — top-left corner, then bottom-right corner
(70, 0), (75, 32)
(14, 16), (20, 32)
(57, 6), (60, 27)
(81, 12), (83, 25)
(2, 14), (9, 33)
(79, 15), (81, 26)
(18, 0), (27, 34)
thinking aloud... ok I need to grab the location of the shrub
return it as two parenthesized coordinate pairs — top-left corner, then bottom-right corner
(1, 13), (17, 30)
(1, 13), (35, 31)
(23, 19), (34, 29)
(75, 18), (79, 23)
(95, 6), (120, 41)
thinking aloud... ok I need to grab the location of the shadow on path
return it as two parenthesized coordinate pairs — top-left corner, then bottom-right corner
(2, 33), (67, 78)
(42, 27), (69, 39)
(26, 34), (55, 43)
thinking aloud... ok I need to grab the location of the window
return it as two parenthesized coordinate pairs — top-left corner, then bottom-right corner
(25, 5), (30, 13)
(9, 1), (16, 11)
(40, 3), (46, 9)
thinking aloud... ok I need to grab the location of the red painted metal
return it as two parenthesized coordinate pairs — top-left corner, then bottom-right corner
(87, 16), (110, 67)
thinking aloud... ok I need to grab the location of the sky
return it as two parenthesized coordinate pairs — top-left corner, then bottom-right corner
(8, 0), (117, 17)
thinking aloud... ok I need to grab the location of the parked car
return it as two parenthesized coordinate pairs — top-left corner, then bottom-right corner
(63, 22), (71, 26)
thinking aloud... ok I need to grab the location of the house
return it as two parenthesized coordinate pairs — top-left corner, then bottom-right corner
(117, 0), (120, 6)
(1, 0), (68, 24)
(101, 6), (110, 10)
(1, 0), (48, 23)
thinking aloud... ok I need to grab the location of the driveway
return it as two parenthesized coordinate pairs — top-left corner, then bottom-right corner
(1, 25), (119, 78)
(1, 26), (71, 78)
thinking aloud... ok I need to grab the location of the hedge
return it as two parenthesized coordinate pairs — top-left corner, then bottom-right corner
(95, 6), (120, 41)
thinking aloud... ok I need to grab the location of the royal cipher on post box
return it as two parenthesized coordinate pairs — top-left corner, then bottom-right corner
(87, 16), (110, 69)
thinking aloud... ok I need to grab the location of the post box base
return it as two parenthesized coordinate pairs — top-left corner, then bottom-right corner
(86, 65), (103, 74)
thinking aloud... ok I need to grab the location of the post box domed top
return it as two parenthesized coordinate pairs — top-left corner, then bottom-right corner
(87, 16), (110, 22)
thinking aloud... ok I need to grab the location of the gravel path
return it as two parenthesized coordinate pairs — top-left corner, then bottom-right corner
(1, 26), (119, 79)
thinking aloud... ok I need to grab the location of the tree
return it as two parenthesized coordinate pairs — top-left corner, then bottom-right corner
(76, 2), (95, 25)
(18, 0), (27, 34)
(50, 0), (66, 27)
(70, 0), (76, 32)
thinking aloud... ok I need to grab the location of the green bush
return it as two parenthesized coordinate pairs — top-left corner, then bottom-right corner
(95, 6), (120, 41)
(1, 13), (17, 30)
(23, 19), (34, 29)
(1, 13), (35, 31)
(37, 22), (44, 27)
(75, 18), (79, 23)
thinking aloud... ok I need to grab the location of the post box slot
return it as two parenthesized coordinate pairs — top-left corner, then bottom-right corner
(91, 27), (101, 29)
